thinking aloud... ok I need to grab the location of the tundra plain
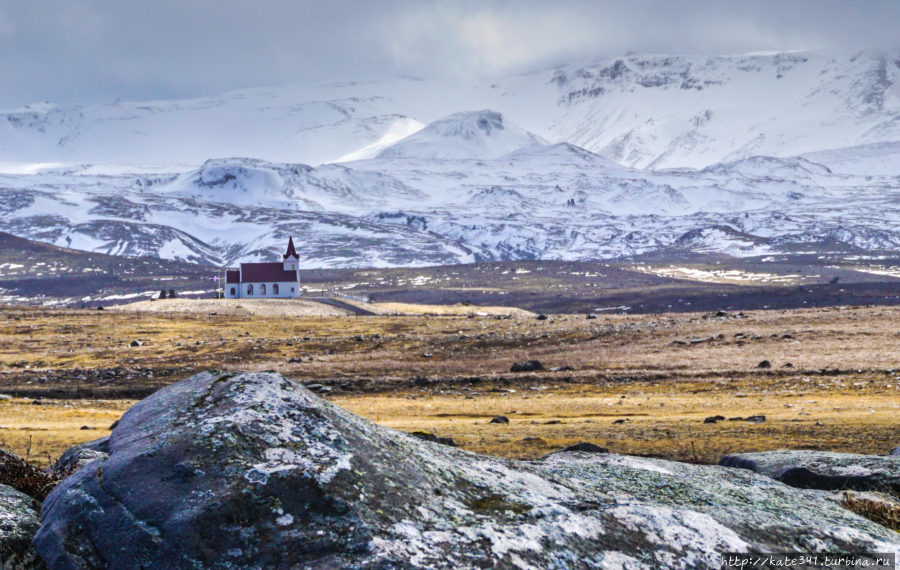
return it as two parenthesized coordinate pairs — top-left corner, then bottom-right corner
(0, 302), (897, 466)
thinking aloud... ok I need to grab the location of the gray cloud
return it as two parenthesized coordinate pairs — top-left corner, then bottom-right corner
(0, 0), (897, 107)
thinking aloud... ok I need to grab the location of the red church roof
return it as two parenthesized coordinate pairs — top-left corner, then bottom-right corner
(239, 263), (297, 283)
(225, 269), (241, 284)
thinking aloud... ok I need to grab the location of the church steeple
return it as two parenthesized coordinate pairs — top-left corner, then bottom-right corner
(283, 235), (299, 260)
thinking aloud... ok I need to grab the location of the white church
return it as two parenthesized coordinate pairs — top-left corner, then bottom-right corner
(224, 237), (301, 299)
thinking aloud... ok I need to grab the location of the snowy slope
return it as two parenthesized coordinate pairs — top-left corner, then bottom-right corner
(1, 49), (899, 170)
(1, 115), (897, 267)
(376, 110), (547, 160)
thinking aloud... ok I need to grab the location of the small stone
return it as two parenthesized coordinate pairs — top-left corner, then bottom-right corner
(408, 431), (455, 447)
(551, 442), (609, 455)
(549, 365), (573, 372)
(130, 340), (143, 347)
(489, 415), (510, 424)
(536, 314), (548, 321)
(413, 376), (430, 386)
(757, 360), (771, 369)
(586, 314), (597, 320)
(704, 415), (726, 424)
(612, 418), (629, 425)
(510, 360), (544, 372)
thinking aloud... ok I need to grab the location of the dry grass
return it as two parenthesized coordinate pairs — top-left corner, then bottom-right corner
(1, 304), (898, 464)
(840, 492), (900, 532)
(0, 398), (129, 466)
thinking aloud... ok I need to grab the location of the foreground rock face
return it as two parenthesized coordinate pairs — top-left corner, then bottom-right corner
(36, 372), (900, 569)
(720, 450), (900, 494)
(0, 484), (43, 569)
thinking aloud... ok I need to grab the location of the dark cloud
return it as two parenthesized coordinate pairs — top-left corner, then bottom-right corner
(0, 0), (896, 107)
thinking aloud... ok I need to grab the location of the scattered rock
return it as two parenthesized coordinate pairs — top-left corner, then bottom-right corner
(489, 415), (510, 424)
(719, 450), (900, 495)
(585, 314), (597, 320)
(0, 395), (11, 401)
(783, 362), (794, 368)
(543, 420), (562, 425)
(510, 360), (544, 372)
(549, 365), (574, 372)
(612, 418), (629, 425)
(49, 437), (109, 479)
(704, 415), (726, 424)
(535, 314), (548, 321)
(891, 447), (900, 457)
(286, 357), (303, 363)
(304, 383), (332, 394)
(0, 484), (43, 569)
(129, 340), (143, 348)
(408, 432), (455, 447)
(715, 310), (728, 317)
(550, 442), (609, 455)
(520, 437), (546, 445)
(669, 340), (687, 346)
(413, 375), (430, 387)
(35, 372), (900, 568)
(756, 360), (771, 369)
(95, 306), (103, 311)
(727, 415), (766, 423)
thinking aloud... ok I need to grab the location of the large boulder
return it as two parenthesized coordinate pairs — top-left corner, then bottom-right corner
(0, 484), (43, 569)
(36, 372), (900, 568)
(720, 450), (900, 494)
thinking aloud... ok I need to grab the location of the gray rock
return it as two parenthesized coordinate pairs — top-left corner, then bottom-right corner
(510, 360), (544, 372)
(719, 450), (900, 494)
(489, 415), (510, 424)
(0, 484), (43, 569)
(48, 437), (109, 479)
(890, 447), (900, 457)
(36, 372), (900, 569)
(549, 442), (609, 455)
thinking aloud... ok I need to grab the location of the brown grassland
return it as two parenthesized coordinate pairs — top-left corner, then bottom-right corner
(0, 302), (897, 466)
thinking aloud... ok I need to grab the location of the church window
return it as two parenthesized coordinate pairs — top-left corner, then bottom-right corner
(273, 284), (279, 294)
(261, 284), (267, 295)
(230, 287), (235, 296)
(247, 284), (253, 295)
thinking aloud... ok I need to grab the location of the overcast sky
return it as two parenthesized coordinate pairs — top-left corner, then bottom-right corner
(0, 0), (897, 108)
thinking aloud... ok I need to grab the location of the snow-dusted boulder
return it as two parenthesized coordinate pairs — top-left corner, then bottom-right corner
(35, 372), (900, 568)
(0, 484), (43, 569)
(720, 450), (900, 494)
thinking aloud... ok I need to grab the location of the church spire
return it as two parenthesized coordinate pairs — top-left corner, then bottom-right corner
(283, 235), (299, 260)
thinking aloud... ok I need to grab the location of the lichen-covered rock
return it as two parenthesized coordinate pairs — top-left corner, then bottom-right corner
(36, 372), (900, 569)
(48, 437), (109, 479)
(0, 484), (43, 569)
(720, 450), (900, 494)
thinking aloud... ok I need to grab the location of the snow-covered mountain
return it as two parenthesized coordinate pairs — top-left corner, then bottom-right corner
(1, 49), (899, 268)
(1, 110), (898, 267)
(2, 49), (899, 170)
